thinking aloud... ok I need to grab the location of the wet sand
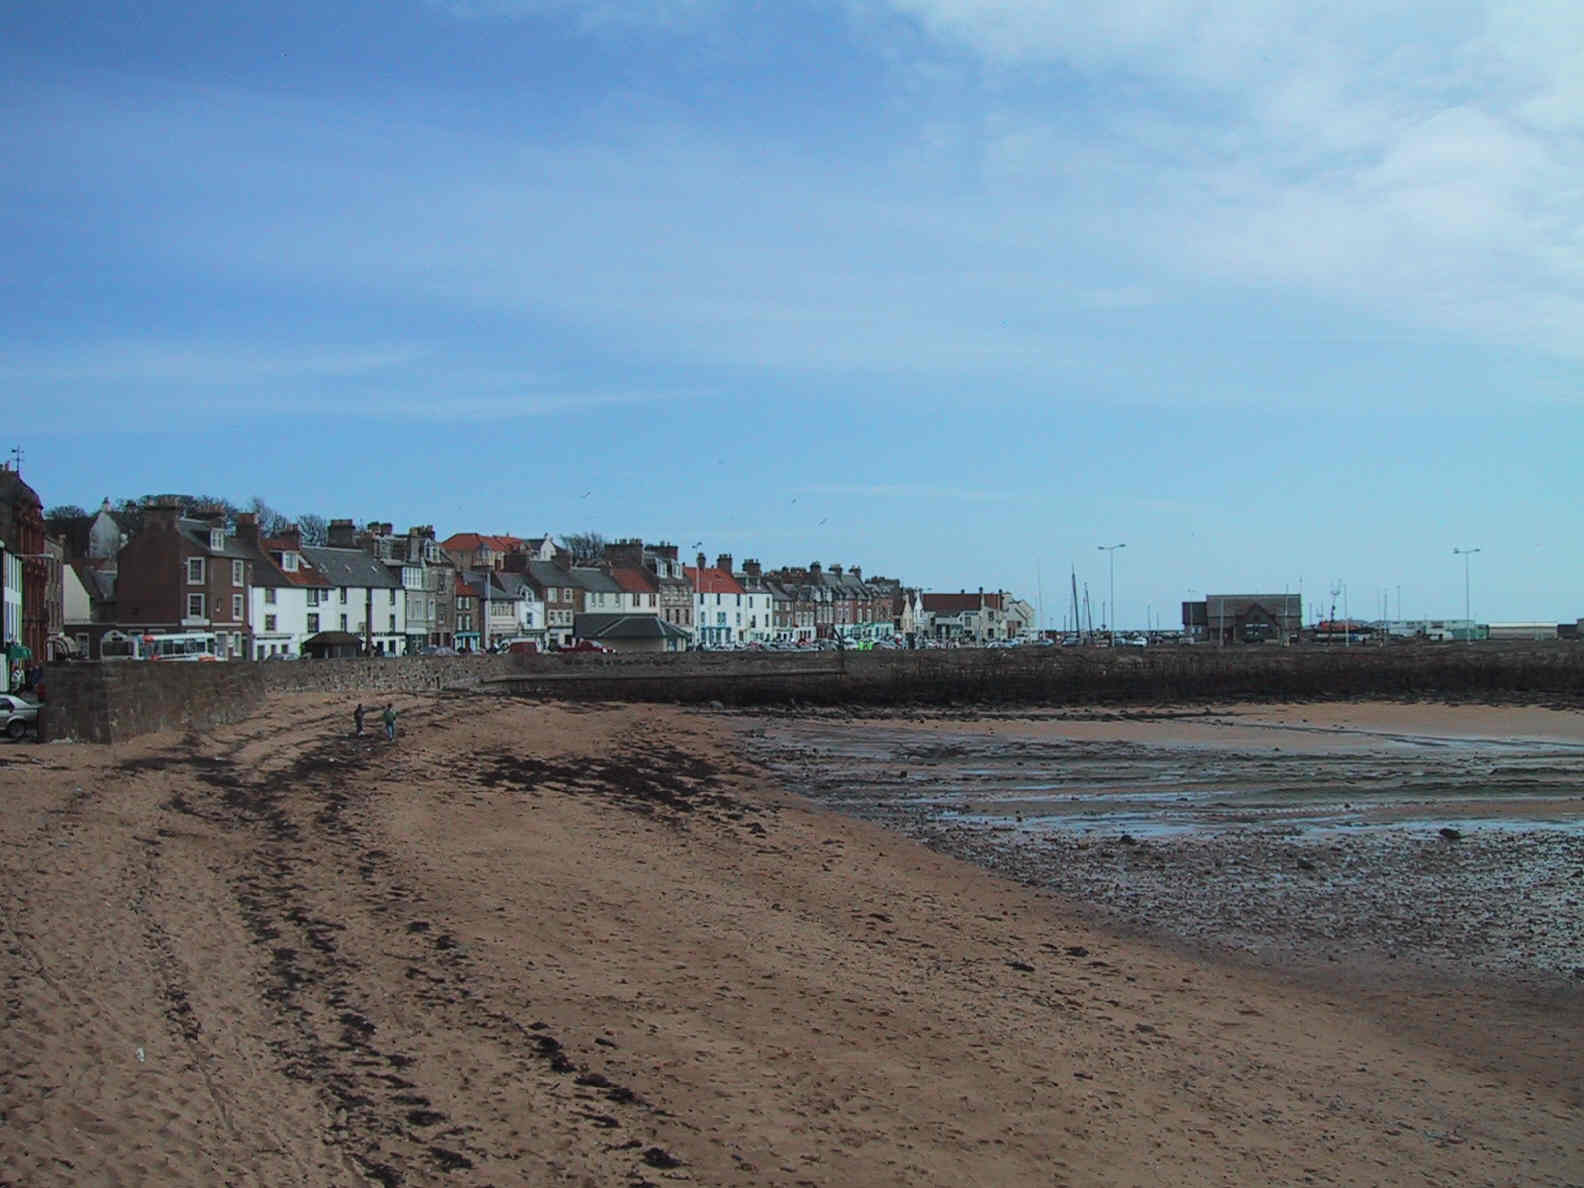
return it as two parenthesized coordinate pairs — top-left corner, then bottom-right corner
(742, 702), (1584, 993)
(2, 694), (1581, 1185)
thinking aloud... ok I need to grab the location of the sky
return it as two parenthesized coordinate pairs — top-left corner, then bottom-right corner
(5, 0), (1581, 630)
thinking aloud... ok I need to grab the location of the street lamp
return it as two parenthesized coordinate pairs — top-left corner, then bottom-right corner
(1097, 544), (1125, 635)
(1453, 547), (1480, 644)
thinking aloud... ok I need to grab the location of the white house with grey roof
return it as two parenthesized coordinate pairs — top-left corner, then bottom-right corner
(300, 545), (406, 654)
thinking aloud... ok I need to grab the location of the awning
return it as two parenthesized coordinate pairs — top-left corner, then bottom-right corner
(6, 642), (32, 661)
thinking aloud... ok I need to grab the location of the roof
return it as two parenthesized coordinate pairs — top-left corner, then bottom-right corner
(259, 538), (333, 588)
(685, 565), (744, 595)
(525, 559), (575, 591)
(303, 631), (363, 645)
(440, 532), (524, 554)
(493, 572), (538, 600)
(570, 566), (623, 594)
(70, 559), (116, 603)
(0, 469), (42, 510)
(177, 517), (253, 560)
(574, 613), (691, 641)
(1204, 594), (1301, 621)
(300, 545), (401, 589)
(921, 593), (1003, 613)
(609, 566), (657, 595)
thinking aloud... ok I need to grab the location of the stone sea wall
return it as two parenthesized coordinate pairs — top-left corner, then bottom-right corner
(42, 660), (266, 743)
(35, 642), (1584, 743)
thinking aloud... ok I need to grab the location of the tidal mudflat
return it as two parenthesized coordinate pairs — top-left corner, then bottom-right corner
(741, 702), (1584, 992)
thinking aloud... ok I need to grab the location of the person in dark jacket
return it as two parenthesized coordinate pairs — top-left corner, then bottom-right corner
(354, 703), (365, 736)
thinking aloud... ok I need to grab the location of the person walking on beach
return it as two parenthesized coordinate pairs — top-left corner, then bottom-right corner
(381, 703), (397, 742)
(354, 702), (365, 736)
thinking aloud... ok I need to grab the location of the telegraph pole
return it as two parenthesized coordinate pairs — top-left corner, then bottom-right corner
(1453, 547), (1480, 644)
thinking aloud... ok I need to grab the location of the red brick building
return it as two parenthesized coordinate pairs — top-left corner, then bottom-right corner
(1, 466), (49, 672)
(115, 498), (254, 658)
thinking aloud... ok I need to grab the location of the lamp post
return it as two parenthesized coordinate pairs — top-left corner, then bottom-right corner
(1097, 543), (1125, 637)
(1453, 546), (1480, 644)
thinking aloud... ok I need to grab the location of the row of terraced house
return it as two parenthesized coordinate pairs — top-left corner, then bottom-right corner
(25, 492), (1035, 664)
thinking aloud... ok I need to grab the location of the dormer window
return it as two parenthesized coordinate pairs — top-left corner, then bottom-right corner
(210, 529), (225, 551)
(282, 552), (298, 572)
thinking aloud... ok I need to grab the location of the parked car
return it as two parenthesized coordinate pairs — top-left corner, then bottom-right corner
(1, 692), (40, 741)
(563, 639), (614, 654)
(418, 645), (459, 656)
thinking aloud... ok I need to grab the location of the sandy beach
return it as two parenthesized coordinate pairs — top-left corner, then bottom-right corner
(2, 693), (1581, 1185)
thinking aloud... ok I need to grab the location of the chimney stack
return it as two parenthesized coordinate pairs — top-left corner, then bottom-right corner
(742, 558), (762, 579)
(716, 553), (733, 575)
(147, 496), (184, 532)
(235, 512), (260, 547)
(696, 551), (707, 571)
(830, 563), (843, 578)
(851, 565), (861, 580)
(328, 518), (357, 548)
(603, 539), (644, 568)
(278, 525), (303, 552)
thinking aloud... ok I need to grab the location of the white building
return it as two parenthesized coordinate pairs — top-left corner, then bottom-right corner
(300, 545), (406, 654)
(2, 547), (21, 692)
(237, 524), (331, 659)
(494, 571), (546, 645)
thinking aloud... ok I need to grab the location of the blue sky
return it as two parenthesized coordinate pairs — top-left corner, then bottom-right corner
(6, 0), (1580, 629)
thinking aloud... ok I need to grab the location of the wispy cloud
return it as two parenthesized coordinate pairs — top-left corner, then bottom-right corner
(0, 339), (693, 428)
(0, 341), (423, 385)
(884, 0), (1584, 361)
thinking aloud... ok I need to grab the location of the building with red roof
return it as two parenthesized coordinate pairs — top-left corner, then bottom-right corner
(440, 532), (525, 572)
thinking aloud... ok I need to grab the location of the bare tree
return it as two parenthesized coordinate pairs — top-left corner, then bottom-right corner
(45, 504), (90, 520)
(560, 531), (607, 564)
(297, 514), (329, 546)
(248, 496), (293, 536)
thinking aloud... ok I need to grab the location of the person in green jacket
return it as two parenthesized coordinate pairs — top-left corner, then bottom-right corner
(381, 703), (397, 741)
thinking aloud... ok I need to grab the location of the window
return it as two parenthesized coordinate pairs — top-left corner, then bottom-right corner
(232, 560), (244, 586)
(427, 598), (435, 618)
(187, 557), (204, 584)
(232, 594), (243, 618)
(264, 588), (276, 604)
(282, 552), (298, 572)
(388, 589), (396, 605)
(339, 588), (348, 603)
(339, 614), (348, 631)
(210, 529), (225, 551)
(187, 593), (205, 618)
(388, 614), (396, 632)
(265, 614), (277, 631)
(307, 613), (319, 632)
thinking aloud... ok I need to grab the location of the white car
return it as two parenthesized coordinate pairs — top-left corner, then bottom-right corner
(1, 692), (40, 740)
